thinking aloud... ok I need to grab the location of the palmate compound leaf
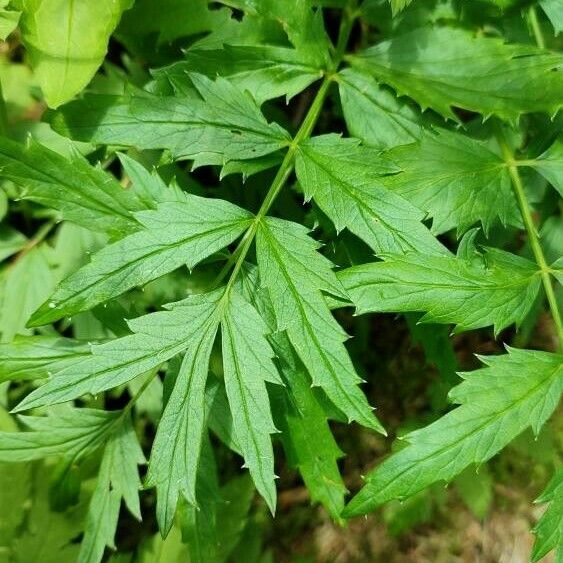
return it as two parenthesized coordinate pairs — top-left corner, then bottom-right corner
(49, 74), (291, 168)
(256, 216), (385, 433)
(12, 285), (283, 534)
(337, 68), (430, 150)
(349, 26), (563, 121)
(531, 469), (563, 562)
(147, 286), (281, 535)
(155, 44), (324, 105)
(0, 407), (145, 563)
(0, 137), (146, 237)
(343, 347), (563, 517)
(295, 134), (450, 255)
(339, 247), (542, 334)
(28, 194), (253, 326)
(379, 128), (519, 235)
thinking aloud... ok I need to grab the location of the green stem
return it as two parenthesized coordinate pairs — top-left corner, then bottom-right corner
(495, 124), (563, 349)
(122, 371), (158, 417)
(214, 3), (357, 291)
(12, 219), (57, 265)
(528, 5), (546, 49)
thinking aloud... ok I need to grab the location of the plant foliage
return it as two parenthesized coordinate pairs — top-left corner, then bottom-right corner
(0, 0), (561, 561)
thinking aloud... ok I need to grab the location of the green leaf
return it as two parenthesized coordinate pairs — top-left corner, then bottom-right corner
(13, 297), (217, 411)
(0, 407), (32, 551)
(540, 0), (563, 35)
(145, 291), (221, 535)
(155, 44), (323, 104)
(224, 0), (331, 67)
(0, 408), (121, 461)
(533, 138), (563, 197)
(16, 0), (134, 108)
(177, 437), (221, 563)
(221, 288), (281, 514)
(0, 138), (145, 236)
(137, 525), (189, 563)
(389, 0), (415, 15)
(256, 217), (384, 433)
(454, 465), (493, 520)
(380, 128), (520, 234)
(117, 0), (226, 44)
(0, 1), (19, 41)
(337, 68), (427, 150)
(350, 27), (563, 120)
(0, 225), (27, 262)
(11, 465), (85, 563)
(0, 335), (90, 383)
(295, 135), (449, 255)
(531, 469), (563, 562)
(340, 247), (541, 334)
(49, 75), (291, 166)
(78, 414), (145, 563)
(214, 475), (256, 562)
(29, 197), (252, 326)
(0, 246), (55, 343)
(272, 332), (346, 520)
(343, 348), (563, 517)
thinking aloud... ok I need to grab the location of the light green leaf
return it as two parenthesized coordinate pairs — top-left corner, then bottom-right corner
(50, 74), (291, 166)
(0, 335), (90, 383)
(29, 197), (252, 326)
(0, 407), (31, 551)
(532, 469), (563, 562)
(350, 27), (563, 120)
(343, 348), (563, 517)
(155, 44), (323, 104)
(340, 248), (541, 334)
(454, 465), (493, 520)
(0, 245), (55, 343)
(0, 225), (27, 262)
(0, 408), (121, 462)
(11, 466), (85, 563)
(78, 414), (145, 563)
(0, 137), (145, 236)
(295, 135), (449, 255)
(389, 0), (415, 15)
(540, 0), (563, 35)
(337, 68), (427, 150)
(137, 525), (189, 563)
(382, 128), (519, 234)
(533, 138), (563, 197)
(0, 3), (19, 41)
(145, 291), (221, 535)
(221, 288), (281, 514)
(256, 217), (384, 433)
(16, 0), (134, 108)
(13, 297), (218, 411)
